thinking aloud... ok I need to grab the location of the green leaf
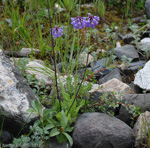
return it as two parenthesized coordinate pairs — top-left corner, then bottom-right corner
(63, 132), (73, 146)
(61, 110), (68, 128)
(56, 133), (67, 144)
(45, 124), (55, 130)
(47, 119), (56, 125)
(64, 127), (73, 132)
(56, 112), (61, 121)
(75, 100), (85, 115)
(34, 119), (41, 126)
(31, 100), (42, 115)
(26, 108), (34, 113)
(43, 109), (53, 119)
(50, 128), (60, 137)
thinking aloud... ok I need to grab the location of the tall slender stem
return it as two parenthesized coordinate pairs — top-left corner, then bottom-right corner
(47, 0), (61, 111)
(67, 28), (91, 116)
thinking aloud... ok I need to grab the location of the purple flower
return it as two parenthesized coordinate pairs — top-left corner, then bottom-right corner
(71, 16), (87, 29)
(50, 25), (63, 38)
(86, 13), (100, 28)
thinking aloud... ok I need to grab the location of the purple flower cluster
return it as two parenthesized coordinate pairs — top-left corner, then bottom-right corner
(71, 13), (100, 29)
(86, 13), (100, 28)
(50, 25), (63, 38)
(71, 16), (87, 29)
(50, 13), (100, 38)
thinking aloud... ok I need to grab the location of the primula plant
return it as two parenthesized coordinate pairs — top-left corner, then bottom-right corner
(13, 1), (100, 147)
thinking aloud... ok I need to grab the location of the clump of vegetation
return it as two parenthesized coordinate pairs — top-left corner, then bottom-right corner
(0, 0), (148, 147)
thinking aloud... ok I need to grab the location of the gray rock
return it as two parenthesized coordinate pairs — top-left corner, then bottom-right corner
(0, 50), (38, 135)
(78, 53), (94, 68)
(123, 60), (145, 74)
(141, 38), (150, 44)
(26, 61), (54, 86)
(0, 130), (12, 144)
(45, 137), (71, 148)
(73, 112), (134, 148)
(119, 33), (135, 44)
(99, 68), (122, 84)
(4, 48), (40, 57)
(74, 68), (92, 79)
(91, 58), (111, 77)
(10, 58), (45, 66)
(5, 19), (12, 27)
(134, 60), (150, 91)
(133, 111), (150, 148)
(142, 31), (150, 38)
(139, 38), (150, 52)
(145, 0), (150, 19)
(90, 78), (134, 99)
(114, 45), (139, 60)
(91, 58), (108, 71)
(131, 16), (145, 23)
(116, 93), (150, 125)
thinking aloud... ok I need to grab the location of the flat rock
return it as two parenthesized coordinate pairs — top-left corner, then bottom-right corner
(73, 112), (134, 148)
(26, 61), (54, 86)
(119, 33), (135, 44)
(4, 48), (40, 57)
(91, 58), (111, 77)
(131, 16), (145, 23)
(98, 68), (122, 84)
(10, 58), (45, 66)
(114, 45), (139, 60)
(140, 38), (150, 44)
(0, 50), (38, 135)
(134, 60), (150, 91)
(90, 78), (134, 99)
(121, 60), (145, 74)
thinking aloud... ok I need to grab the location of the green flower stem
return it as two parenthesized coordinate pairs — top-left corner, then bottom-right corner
(67, 27), (92, 116)
(47, 0), (61, 111)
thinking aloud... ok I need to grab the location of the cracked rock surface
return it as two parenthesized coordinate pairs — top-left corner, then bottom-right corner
(134, 60), (150, 91)
(0, 49), (38, 135)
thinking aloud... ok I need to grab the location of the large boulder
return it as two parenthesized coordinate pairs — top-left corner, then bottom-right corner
(0, 50), (38, 136)
(73, 112), (134, 148)
(116, 93), (150, 125)
(134, 60), (150, 91)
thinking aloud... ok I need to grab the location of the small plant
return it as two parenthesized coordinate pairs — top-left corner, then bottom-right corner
(121, 55), (133, 67)
(59, 0), (77, 14)
(94, 0), (105, 17)
(16, 58), (28, 76)
(144, 47), (150, 60)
